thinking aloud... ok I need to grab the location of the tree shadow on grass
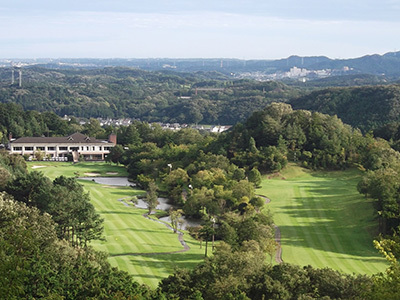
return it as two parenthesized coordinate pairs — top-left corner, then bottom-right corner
(275, 193), (382, 260)
(125, 252), (205, 272)
(98, 211), (138, 215)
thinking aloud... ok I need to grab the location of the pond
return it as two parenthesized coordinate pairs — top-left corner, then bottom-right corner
(80, 176), (173, 210)
(80, 176), (202, 229)
(135, 197), (174, 211)
(158, 216), (202, 231)
(79, 176), (135, 187)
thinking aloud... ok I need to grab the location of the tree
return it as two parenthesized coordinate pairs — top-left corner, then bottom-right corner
(184, 187), (216, 218)
(118, 124), (142, 146)
(248, 167), (262, 188)
(231, 180), (255, 206)
(106, 144), (124, 164)
(34, 149), (45, 161)
(0, 151), (27, 176)
(145, 180), (158, 215)
(0, 166), (11, 189)
(82, 118), (105, 138)
(163, 168), (190, 205)
(51, 176), (104, 247)
(169, 208), (184, 233)
(5, 170), (53, 211)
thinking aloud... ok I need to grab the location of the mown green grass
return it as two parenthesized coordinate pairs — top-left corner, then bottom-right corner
(258, 164), (387, 275)
(27, 162), (205, 288)
(28, 161), (128, 177)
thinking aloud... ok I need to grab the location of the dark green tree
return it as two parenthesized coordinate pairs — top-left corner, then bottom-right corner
(248, 167), (262, 188)
(145, 180), (158, 215)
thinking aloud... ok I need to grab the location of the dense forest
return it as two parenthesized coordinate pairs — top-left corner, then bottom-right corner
(290, 84), (400, 132)
(0, 67), (300, 125)
(1, 66), (400, 134)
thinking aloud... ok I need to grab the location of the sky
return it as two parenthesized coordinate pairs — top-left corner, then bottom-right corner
(1, 0), (400, 59)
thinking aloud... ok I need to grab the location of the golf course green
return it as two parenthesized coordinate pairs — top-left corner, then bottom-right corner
(27, 161), (205, 288)
(258, 164), (388, 275)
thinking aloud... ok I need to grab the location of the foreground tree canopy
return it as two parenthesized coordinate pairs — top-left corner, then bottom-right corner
(0, 193), (153, 299)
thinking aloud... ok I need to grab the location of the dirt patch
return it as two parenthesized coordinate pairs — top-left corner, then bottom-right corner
(106, 172), (119, 175)
(31, 165), (46, 169)
(84, 172), (101, 176)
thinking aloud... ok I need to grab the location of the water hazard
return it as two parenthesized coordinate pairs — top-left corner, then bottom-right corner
(80, 176), (201, 229)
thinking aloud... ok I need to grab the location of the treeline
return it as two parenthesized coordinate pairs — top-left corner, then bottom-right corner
(215, 102), (361, 171)
(0, 66), (300, 124)
(0, 102), (118, 143)
(290, 84), (400, 132)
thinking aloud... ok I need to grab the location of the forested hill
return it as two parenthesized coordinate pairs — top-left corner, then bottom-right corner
(4, 51), (400, 78)
(0, 67), (299, 124)
(290, 84), (400, 132)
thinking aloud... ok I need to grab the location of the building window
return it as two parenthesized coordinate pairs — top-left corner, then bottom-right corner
(36, 147), (45, 151)
(13, 146), (22, 151)
(59, 147), (68, 151)
(104, 147), (111, 150)
(25, 147), (34, 151)
(87, 146), (90, 151)
(47, 147), (55, 151)
(93, 146), (95, 151)
(99, 146), (102, 151)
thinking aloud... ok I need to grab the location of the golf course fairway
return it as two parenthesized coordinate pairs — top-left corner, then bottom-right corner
(27, 162), (205, 288)
(258, 164), (388, 275)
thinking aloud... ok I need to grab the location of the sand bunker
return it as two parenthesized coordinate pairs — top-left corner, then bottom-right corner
(84, 172), (101, 176)
(32, 165), (46, 169)
(106, 172), (119, 175)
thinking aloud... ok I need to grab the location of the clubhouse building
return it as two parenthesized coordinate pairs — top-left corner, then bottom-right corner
(9, 132), (117, 162)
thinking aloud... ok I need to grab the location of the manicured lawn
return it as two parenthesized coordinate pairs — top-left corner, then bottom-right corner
(28, 161), (128, 177)
(258, 164), (388, 275)
(27, 162), (205, 288)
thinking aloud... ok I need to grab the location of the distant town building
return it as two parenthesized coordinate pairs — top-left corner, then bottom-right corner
(9, 132), (116, 162)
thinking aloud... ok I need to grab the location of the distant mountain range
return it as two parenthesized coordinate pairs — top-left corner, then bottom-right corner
(2, 51), (400, 79)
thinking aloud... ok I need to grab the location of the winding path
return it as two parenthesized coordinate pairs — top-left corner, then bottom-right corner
(110, 198), (190, 257)
(257, 195), (283, 264)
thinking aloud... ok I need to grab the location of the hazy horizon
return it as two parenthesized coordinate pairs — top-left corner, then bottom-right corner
(1, 0), (399, 60)
(0, 52), (397, 61)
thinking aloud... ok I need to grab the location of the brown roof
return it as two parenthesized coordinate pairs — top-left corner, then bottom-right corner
(12, 133), (111, 144)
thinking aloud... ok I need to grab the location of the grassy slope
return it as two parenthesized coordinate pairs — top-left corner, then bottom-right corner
(258, 164), (387, 275)
(27, 162), (205, 288)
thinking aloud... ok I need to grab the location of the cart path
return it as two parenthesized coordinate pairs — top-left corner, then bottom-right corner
(257, 195), (283, 264)
(110, 198), (190, 257)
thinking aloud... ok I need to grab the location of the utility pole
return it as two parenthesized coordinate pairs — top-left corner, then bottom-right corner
(18, 69), (22, 87)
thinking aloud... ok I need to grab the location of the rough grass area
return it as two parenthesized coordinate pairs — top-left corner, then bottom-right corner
(258, 163), (387, 275)
(27, 161), (205, 288)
